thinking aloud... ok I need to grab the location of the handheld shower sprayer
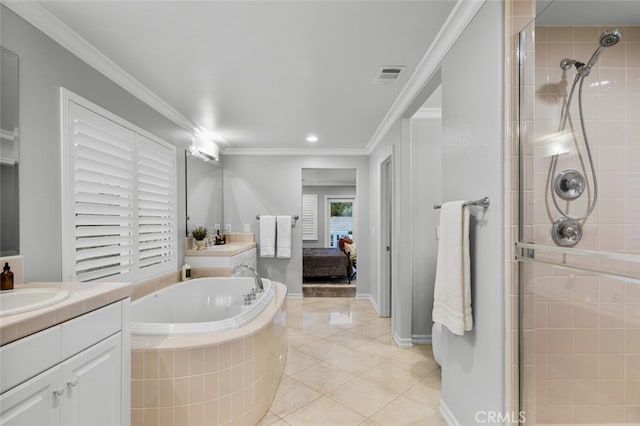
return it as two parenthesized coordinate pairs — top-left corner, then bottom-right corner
(550, 29), (621, 247)
(559, 29), (621, 77)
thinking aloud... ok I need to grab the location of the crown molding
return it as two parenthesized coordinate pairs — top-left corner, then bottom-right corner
(365, 0), (486, 155)
(3, 1), (210, 139)
(412, 107), (442, 120)
(6, 0), (482, 155)
(222, 147), (368, 157)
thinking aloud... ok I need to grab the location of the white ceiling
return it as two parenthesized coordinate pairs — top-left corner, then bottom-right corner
(37, 1), (457, 152)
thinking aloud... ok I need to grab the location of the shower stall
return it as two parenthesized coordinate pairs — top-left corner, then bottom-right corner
(517, 1), (640, 424)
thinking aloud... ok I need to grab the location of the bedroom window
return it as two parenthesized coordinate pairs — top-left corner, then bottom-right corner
(327, 198), (354, 248)
(61, 89), (177, 282)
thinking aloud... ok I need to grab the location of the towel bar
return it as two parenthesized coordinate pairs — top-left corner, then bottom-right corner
(256, 215), (299, 220)
(256, 215), (299, 227)
(433, 197), (490, 210)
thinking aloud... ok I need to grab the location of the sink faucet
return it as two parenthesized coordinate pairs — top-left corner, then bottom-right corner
(231, 264), (264, 292)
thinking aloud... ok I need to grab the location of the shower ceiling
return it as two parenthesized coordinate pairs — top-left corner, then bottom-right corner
(536, 0), (640, 25)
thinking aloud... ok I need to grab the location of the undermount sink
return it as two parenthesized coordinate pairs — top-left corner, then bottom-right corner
(0, 288), (70, 317)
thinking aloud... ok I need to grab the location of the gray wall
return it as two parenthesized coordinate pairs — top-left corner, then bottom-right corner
(439, 1), (505, 423)
(410, 117), (442, 340)
(367, 112), (443, 344)
(1, 6), (192, 281)
(222, 155), (369, 297)
(302, 185), (356, 249)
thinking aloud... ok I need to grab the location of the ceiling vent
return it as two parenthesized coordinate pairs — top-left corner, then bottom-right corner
(374, 66), (406, 85)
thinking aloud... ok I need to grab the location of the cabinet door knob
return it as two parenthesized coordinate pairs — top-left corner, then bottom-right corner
(53, 387), (65, 398)
(68, 377), (79, 387)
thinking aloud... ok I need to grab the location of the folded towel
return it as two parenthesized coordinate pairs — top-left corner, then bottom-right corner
(276, 215), (292, 259)
(260, 215), (276, 258)
(432, 201), (473, 335)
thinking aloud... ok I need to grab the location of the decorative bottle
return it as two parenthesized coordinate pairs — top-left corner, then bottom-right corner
(1, 263), (14, 291)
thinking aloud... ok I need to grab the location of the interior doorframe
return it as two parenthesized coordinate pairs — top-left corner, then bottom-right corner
(378, 148), (393, 317)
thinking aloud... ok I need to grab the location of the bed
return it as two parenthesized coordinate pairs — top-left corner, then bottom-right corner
(303, 248), (353, 283)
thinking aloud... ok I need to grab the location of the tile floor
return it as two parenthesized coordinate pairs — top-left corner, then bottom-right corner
(258, 297), (444, 426)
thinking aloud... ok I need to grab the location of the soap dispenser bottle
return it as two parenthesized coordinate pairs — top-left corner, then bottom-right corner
(1, 262), (14, 290)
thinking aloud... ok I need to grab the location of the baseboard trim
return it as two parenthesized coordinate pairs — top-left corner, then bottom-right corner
(367, 295), (381, 315)
(393, 331), (414, 349)
(412, 334), (432, 344)
(286, 293), (303, 299)
(439, 400), (461, 426)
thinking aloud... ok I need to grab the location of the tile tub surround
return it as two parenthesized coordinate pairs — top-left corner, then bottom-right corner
(0, 281), (132, 345)
(130, 282), (287, 426)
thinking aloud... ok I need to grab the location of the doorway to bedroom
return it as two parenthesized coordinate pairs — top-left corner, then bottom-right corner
(301, 168), (357, 297)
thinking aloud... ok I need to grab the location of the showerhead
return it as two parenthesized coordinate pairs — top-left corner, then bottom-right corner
(599, 29), (622, 47)
(581, 29), (622, 75)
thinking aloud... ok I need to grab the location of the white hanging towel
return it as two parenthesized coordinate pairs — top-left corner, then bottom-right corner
(432, 201), (473, 335)
(276, 215), (292, 259)
(259, 215), (276, 258)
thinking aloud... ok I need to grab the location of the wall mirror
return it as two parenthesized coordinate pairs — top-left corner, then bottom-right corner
(1, 47), (20, 256)
(185, 151), (223, 236)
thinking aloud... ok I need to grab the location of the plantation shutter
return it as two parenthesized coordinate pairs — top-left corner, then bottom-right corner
(137, 135), (176, 270)
(68, 102), (136, 282)
(62, 90), (177, 282)
(302, 193), (318, 241)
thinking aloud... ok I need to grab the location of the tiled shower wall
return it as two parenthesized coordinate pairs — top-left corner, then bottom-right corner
(533, 26), (640, 252)
(521, 25), (640, 424)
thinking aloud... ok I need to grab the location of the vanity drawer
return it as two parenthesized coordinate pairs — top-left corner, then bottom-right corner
(61, 301), (121, 359)
(0, 326), (61, 394)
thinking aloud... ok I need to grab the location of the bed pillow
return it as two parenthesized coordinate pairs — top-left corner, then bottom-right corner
(344, 242), (357, 260)
(338, 237), (353, 252)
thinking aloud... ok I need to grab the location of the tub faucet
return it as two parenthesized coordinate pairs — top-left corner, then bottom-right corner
(231, 264), (264, 292)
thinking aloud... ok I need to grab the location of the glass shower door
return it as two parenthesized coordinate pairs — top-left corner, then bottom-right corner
(517, 4), (640, 424)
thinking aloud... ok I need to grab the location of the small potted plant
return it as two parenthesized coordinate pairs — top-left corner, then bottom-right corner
(191, 225), (208, 250)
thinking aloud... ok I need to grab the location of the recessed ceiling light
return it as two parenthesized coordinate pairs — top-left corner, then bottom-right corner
(306, 135), (319, 143)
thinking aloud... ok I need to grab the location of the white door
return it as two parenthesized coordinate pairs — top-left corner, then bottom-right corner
(61, 334), (122, 426)
(0, 367), (62, 426)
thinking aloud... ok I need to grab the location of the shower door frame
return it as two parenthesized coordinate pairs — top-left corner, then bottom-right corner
(516, 17), (640, 425)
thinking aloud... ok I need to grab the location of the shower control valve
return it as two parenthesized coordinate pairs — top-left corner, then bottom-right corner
(551, 217), (583, 247)
(554, 169), (585, 201)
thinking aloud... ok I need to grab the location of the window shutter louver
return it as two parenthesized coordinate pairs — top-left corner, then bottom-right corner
(302, 194), (318, 241)
(63, 91), (177, 282)
(69, 103), (136, 282)
(137, 135), (176, 270)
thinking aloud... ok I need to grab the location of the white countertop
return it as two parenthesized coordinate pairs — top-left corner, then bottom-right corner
(0, 282), (131, 346)
(185, 242), (256, 257)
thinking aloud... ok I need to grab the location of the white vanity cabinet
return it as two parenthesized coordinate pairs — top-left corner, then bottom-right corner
(0, 299), (130, 426)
